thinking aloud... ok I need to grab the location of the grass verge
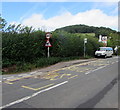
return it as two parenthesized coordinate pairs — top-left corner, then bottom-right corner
(2, 56), (93, 75)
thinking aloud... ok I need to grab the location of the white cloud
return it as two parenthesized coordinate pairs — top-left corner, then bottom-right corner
(16, 9), (118, 31)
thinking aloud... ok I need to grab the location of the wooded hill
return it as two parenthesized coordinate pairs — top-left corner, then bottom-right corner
(55, 24), (117, 37)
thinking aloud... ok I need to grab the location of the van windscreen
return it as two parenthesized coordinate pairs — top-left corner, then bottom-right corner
(98, 48), (106, 51)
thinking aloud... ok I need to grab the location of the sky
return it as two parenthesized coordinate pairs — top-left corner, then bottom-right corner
(2, 1), (119, 32)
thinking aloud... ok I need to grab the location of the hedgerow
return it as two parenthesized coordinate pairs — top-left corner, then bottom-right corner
(2, 24), (102, 73)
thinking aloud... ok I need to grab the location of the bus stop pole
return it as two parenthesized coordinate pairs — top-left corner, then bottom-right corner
(84, 41), (86, 58)
(48, 47), (50, 58)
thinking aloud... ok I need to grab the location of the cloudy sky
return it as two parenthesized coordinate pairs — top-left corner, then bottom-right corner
(2, 1), (118, 31)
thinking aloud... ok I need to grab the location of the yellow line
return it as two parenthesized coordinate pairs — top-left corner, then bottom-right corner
(7, 77), (21, 82)
(60, 74), (71, 79)
(68, 75), (78, 79)
(47, 60), (96, 73)
(6, 76), (32, 82)
(35, 83), (54, 90)
(4, 81), (13, 85)
(4, 76), (30, 84)
(21, 85), (37, 90)
(21, 83), (54, 91)
(4, 59), (97, 84)
(50, 78), (56, 80)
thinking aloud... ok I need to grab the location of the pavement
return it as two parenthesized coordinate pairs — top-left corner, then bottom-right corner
(1, 56), (119, 109)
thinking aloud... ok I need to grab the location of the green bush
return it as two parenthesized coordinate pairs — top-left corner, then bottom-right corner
(34, 57), (62, 68)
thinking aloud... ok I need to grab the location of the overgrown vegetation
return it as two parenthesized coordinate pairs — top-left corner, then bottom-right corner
(1, 16), (119, 74)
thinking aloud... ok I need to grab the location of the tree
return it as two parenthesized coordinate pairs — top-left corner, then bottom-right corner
(0, 15), (7, 31)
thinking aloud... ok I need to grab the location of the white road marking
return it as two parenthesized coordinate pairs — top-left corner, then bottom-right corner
(18, 74), (29, 77)
(29, 71), (37, 74)
(18, 74), (26, 77)
(0, 81), (68, 109)
(85, 60), (118, 75)
(85, 65), (107, 75)
(6, 76), (15, 80)
(34, 72), (43, 75)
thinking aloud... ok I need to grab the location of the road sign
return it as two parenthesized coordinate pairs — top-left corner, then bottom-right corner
(84, 38), (87, 43)
(46, 32), (52, 39)
(45, 32), (52, 58)
(45, 40), (52, 47)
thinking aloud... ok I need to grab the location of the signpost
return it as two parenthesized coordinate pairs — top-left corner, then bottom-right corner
(45, 32), (52, 58)
(98, 35), (107, 46)
(84, 38), (87, 57)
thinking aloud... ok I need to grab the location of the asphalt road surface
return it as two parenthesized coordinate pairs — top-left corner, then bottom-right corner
(1, 56), (119, 109)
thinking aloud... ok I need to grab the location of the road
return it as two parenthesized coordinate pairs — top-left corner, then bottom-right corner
(1, 56), (119, 109)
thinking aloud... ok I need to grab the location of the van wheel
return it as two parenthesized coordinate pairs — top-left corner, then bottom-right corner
(104, 55), (107, 58)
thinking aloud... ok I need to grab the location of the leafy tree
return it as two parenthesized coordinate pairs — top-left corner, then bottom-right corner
(0, 15), (7, 31)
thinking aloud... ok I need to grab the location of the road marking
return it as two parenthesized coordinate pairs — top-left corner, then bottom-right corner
(50, 74), (71, 80)
(47, 60), (96, 74)
(0, 81), (68, 109)
(18, 74), (27, 77)
(42, 73), (59, 80)
(4, 75), (33, 84)
(50, 78), (56, 80)
(21, 83), (54, 91)
(6, 77), (21, 81)
(85, 65), (107, 75)
(60, 74), (71, 79)
(2, 60), (97, 83)
(29, 71), (37, 74)
(6, 76), (15, 79)
(68, 75), (78, 79)
(4, 81), (13, 85)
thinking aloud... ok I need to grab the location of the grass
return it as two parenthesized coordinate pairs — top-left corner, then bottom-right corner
(2, 56), (93, 75)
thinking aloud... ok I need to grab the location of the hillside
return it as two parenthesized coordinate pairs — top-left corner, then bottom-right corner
(55, 24), (117, 37)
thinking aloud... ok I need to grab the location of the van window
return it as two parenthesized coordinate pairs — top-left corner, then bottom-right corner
(97, 47), (113, 51)
(107, 48), (113, 51)
(98, 48), (106, 51)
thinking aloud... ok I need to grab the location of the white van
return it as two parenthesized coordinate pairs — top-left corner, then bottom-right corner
(95, 47), (113, 58)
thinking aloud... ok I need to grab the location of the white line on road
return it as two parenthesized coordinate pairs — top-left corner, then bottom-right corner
(0, 81), (68, 109)
(18, 74), (26, 77)
(18, 74), (29, 77)
(6, 76), (15, 80)
(85, 65), (107, 75)
(85, 60), (118, 75)
(29, 71), (37, 74)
